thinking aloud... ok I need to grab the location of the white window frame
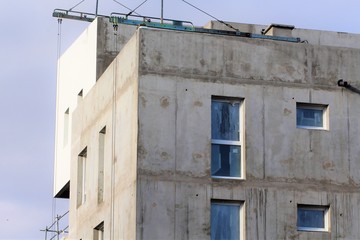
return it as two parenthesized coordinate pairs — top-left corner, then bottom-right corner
(211, 200), (245, 240)
(296, 103), (328, 130)
(297, 205), (330, 232)
(211, 97), (244, 179)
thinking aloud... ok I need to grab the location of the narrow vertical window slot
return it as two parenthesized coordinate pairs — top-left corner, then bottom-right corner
(93, 221), (104, 240)
(77, 147), (87, 207)
(63, 108), (70, 146)
(98, 127), (106, 203)
(77, 89), (83, 103)
(211, 97), (243, 178)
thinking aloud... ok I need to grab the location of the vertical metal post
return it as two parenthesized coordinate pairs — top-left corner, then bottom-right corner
(56, 215), (60, 240)
(161, 0), (164, 24)
(95, 0), (99, 17)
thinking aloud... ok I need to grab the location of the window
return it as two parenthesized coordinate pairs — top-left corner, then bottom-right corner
(78, 89), (83, 97)
(63, 108), (69, 146)
(296, 103), (328, 130)
(77, 89), (83, 103)
(98, 127), (106, 203)
(211, 98), (242, 178)
(297, 205), (330, 232)
(211, 201), (243, 240)
(77, 147), (87, 207)
(93, 221), (104, 240)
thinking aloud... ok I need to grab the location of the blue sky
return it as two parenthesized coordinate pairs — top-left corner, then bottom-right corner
(0, 0), (359, 239)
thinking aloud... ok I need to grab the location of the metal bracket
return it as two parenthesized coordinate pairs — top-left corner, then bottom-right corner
(110, 12), (195, 31)
(52, 9), (301, 43)
(52, 9), (107, 22)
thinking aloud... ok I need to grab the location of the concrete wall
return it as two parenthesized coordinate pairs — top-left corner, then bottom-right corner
(54, 17), (99, 197)
(69, 29), (139, 239)
(64, 22), (360, 239)
(54, 17), (137, 196)
(135, 27), (360, 239)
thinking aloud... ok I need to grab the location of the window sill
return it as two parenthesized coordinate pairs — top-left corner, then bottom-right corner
(296, 125), (328, 131)
(297, 227), (329, 232)
(211, 176), (245, 180)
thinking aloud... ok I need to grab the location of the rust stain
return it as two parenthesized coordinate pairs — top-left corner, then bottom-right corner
(323, 161), (335, 170)
(286, 65), (296, 75)
(140, 95), (147, 108)
(138, 145), (148, 160)
(192, 153), (203, 163)
(160, 96), (170, 108)
(161, 151), (171, 161)
(194, 100), (203, 107)
(283, 108), (292, 116)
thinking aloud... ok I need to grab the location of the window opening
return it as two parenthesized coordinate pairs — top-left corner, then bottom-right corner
(98, 127), (106, 203)
(77, 89), (83, 103)
(63, 108), (70, 146)
(77, 147), (87, 207)
(297, 205), (330, 232)
(94, 221), (104, 240)
(211, 98), (242, 178)
(296, 103), (328, 130)
(211, 201), (243, 240)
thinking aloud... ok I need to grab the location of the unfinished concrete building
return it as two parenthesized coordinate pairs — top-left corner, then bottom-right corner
(53, 12), (360, 239)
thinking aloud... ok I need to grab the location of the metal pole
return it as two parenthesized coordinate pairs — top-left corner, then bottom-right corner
(161, 0), (163, 24)
(56, 215), (60, 240)
(95, 0), (99, 17)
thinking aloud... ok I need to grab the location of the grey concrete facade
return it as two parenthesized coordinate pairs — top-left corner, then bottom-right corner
(57, 17), (360, 239)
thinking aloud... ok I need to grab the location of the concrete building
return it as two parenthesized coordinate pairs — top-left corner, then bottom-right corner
(54, 15), (360, 239)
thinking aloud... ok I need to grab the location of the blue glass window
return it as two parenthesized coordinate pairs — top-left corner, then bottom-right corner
(211, 99), (241, 178)
(211, 202), (241, 240)
(296, 103), (327, 129)
(211, 145), (241, 177)
(297, 205), (329, 231)
(211, 101), (240, 141)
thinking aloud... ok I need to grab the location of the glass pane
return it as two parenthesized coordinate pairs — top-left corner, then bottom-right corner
(212, 100), (240, 141)
(297, 208), (325, 229)
(297, 108), (323, 127)
(212, 144), (241, 177)
(211, 203), (240, 240)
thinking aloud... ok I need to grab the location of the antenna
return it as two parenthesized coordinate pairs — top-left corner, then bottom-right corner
(113, 0), (142, 16)
(95, 0), (99, 17)
(181, 0), (239, 31)
(69, 0), (85, 11)
(161, 0), (164, 24)
(126, 0), (148, 17)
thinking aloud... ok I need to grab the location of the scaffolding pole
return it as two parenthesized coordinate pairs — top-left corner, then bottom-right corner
(41, 211), (69, 240)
